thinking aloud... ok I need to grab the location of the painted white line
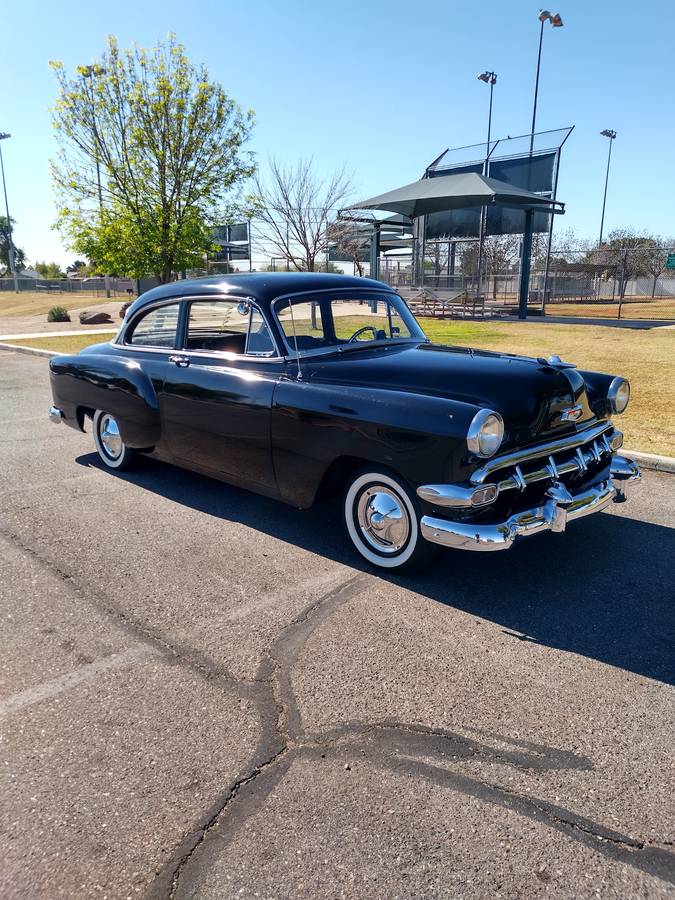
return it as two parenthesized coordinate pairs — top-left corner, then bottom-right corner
(225, 571), (347, 622)
(0, 646), (157, 718)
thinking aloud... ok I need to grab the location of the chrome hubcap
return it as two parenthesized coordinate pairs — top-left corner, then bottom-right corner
(99, 414), (123, 460)
(357, 486), (410, 554)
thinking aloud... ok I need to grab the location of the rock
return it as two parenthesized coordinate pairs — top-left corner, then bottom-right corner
(79, 310), (113, 325)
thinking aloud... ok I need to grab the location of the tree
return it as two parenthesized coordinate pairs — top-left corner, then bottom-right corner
(51, 35), (255, 282)
(35, 261), (65, 279)
(252, 158), (353, 271)
(0, 215), (27, 274)
(327, 221), (370, 276)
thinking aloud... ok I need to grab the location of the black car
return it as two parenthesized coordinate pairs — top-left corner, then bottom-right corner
(48, 273), (640, 570)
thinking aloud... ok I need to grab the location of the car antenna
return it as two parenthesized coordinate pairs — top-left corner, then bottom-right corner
(288, 299), (303, 381)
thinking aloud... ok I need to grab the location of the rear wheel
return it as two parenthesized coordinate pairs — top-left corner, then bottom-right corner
(92, 410), (136, 471)
(343, 470), (431, 571)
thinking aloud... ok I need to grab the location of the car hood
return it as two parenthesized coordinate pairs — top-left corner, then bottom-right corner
(306, 342), (596, 442)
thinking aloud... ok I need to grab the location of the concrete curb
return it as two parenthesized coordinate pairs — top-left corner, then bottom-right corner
(622, 450), (675, 474)
(1, 340), (673, 473)
(0, 342), (60, 359)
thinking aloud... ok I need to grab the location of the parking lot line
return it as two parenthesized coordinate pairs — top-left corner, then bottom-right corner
(0, 646), (157, 718)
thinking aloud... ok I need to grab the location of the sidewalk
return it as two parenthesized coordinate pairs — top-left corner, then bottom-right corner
(0, 328), (117, 341)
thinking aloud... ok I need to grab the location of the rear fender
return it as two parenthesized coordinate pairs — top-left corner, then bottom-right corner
(49, 353), (160, 448)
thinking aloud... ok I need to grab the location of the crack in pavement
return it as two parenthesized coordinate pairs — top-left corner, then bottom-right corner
(4, 524), (673, 894)
(148, 571), (675, 897)
(0, 527), (249, 694)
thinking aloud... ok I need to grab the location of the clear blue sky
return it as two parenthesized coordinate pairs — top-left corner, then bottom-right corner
(2, 0), (674, 266)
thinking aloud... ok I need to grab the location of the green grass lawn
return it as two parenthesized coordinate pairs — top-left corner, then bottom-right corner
(0, 292), (114, 318)
(6, 319), (673, 456)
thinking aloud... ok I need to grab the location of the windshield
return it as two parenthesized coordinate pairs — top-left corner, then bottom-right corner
(274, 290), (427, 356)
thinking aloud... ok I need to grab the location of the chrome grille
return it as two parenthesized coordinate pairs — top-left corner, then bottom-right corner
(497, 432), (613, 494)
(470, 422), (616, 493)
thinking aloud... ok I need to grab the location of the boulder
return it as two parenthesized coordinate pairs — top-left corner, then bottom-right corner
(79, 310), (113, 325)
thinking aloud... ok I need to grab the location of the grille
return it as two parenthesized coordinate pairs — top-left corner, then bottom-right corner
(495, 430), (614, 495)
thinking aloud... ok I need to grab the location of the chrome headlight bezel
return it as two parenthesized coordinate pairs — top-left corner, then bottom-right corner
(467, 409), (504, 458)
(607, 377), (630, 415)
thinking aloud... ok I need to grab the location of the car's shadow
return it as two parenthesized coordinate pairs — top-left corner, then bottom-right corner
(77, 453), (675, 686)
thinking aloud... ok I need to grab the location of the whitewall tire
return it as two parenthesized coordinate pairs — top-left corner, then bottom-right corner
(343, 470), (429, 570)
(93, 410), (136, 471)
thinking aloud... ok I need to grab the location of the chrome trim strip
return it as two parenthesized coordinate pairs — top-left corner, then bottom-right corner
(420, 479), (617, 552)
(470, 421), (613, 484)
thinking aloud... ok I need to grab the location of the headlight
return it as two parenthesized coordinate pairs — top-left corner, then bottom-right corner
(608, 377), (630, 415)
(467, 409), (504, 458)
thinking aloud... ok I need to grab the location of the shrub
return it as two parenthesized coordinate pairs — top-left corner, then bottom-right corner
(47, 306), (71, 323)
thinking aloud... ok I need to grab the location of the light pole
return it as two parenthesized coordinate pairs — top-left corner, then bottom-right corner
(0, 133), (19, 293)
(524, 10), (562, 319)
(530, 11), (563, 155)
(80, 64), (110, 297)
(476, 72), (497, 300)
(598, 129), (616, 246)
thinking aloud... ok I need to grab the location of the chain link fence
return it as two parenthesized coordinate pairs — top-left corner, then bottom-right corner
(379, 244), (675, 321)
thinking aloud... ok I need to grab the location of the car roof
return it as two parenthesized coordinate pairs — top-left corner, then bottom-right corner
(126, 272), (394, 318)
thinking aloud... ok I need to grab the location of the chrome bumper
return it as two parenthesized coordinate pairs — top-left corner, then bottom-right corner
(49, 406), (63, 424)
(419, 456), (640, 552)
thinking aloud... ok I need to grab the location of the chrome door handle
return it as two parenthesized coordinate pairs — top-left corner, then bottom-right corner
(169, 355), (190, 368)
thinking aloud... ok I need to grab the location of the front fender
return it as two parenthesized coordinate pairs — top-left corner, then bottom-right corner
(49, 353), (161, 448)
(271, 380), (481, 507)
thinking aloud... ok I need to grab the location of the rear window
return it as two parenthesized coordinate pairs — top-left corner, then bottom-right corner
(126, 304), (180, 348)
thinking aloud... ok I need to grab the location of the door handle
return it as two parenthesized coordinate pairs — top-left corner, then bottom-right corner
(169, 355), (190, 368)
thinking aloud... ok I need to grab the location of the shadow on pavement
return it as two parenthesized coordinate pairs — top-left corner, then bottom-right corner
(76, 452), (675, 687)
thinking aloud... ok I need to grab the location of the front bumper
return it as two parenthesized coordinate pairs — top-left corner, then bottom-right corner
(419, 455), (640, 552)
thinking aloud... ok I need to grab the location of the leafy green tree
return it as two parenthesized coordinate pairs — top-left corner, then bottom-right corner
(35, 261), (65, 278)
(51, 35), (255, 282)
(0, 215), (27, 273)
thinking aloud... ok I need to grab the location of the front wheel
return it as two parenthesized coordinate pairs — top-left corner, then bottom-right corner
(343, 470), (431, 571)
(92, 410), (136, 471)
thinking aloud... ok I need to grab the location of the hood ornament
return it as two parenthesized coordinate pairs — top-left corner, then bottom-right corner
(547, 354), (577, 369)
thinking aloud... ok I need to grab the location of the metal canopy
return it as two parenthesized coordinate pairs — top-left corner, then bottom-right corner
(349, 172), (564, 219)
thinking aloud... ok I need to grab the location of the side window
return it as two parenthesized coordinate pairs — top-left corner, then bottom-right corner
(276, 300), (325, 350)
(126, 303), (180, 348)
(245, 309), (276, 356)
(185, 300), (276, 356)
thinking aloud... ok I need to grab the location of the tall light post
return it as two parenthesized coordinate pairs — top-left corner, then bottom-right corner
(476, 71), (497, 299)
(523, 10), (562, 319)
(0, 132), (19, 293)
(598, 129), (617, 246)
(530, 10), (563, 155)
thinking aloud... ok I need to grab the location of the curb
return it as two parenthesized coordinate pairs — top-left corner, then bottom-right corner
(0, 342), (60, 359)
(622, 450), (675, 474)
(1, 340), (673, 473)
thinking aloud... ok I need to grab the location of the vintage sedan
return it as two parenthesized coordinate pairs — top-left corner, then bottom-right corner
(49, 273), (640, 570)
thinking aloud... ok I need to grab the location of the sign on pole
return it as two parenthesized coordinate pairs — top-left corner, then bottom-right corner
(666, 252), (675, 270)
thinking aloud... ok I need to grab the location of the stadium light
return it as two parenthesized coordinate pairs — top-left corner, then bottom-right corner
(599, 129), (617, 246)
(530, 11), (564, 153)
(476, 72), (498, 301)
(0, 132), (19, 293)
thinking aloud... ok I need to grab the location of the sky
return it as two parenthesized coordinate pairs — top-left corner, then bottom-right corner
(2, 0), (674, 267)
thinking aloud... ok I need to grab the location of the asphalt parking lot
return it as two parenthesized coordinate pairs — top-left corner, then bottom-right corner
(1, 350), (674, 899)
